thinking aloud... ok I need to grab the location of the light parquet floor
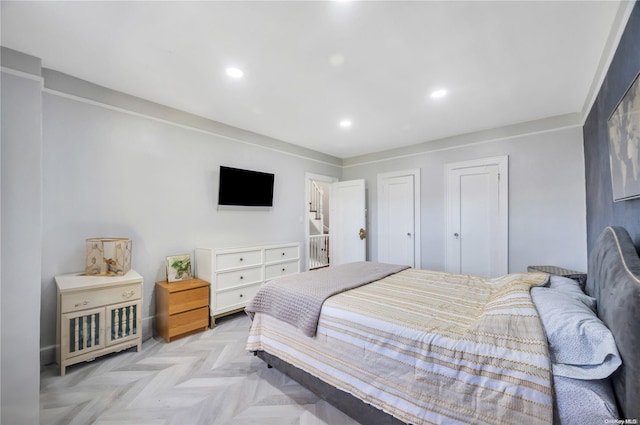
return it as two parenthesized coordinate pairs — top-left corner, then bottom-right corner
(40, 313), (361, 425)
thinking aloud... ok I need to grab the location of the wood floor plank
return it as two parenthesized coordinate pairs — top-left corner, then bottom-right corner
(40, 313), (360, 425)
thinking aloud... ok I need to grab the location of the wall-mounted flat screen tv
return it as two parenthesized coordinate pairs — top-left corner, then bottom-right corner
(218, 166), (275, 207)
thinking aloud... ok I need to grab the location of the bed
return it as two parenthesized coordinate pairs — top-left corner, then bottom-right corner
(245, 226), (640, 424)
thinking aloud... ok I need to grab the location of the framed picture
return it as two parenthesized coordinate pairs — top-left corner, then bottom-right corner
(166, 254), (192, 282)
(607, 70), (640, 201)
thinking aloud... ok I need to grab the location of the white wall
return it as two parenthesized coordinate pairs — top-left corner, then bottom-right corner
(39, 72), (342, 365)
(3, 46), (589, 380)
(343, 125), (588, 274)
(1, 49), (42, 425)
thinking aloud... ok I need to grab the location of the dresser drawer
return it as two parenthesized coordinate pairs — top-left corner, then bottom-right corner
(168, 286), (209, 315)
(217, 266), (263, 291)
(265, 260), (299, 280)
(216, 249), (262, 271)
(265, 245), (299, 263)
(61, 283), (141, 313)
(168, 306), (209, 338)
(216, 284), (261, 311)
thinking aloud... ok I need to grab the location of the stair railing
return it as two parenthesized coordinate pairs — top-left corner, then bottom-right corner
(308, 180), (324, 234)
(309, 234), (329, 269)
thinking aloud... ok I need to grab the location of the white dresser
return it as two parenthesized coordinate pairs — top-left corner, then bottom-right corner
(195, 242), (300, 326)
(55, 270), (143, 376)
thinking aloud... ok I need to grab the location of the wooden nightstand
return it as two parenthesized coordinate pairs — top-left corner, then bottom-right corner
(155, 278), (209, 342)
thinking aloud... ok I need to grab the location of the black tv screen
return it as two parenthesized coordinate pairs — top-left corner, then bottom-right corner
(218, 166), (274, 207)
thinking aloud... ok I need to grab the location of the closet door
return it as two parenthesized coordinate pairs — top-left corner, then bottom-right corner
(446, 157), (508, 278)
(378, 169), (420, 268)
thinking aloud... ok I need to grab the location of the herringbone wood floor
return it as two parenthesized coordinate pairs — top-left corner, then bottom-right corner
(40, 313), (360, 425)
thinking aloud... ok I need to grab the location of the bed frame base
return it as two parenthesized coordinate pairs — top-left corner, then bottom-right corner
(255, 350), (405, 425)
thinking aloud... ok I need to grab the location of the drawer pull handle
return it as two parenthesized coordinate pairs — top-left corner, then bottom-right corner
(282, 252), (285, 256)
(239, 294), (243, 298)
(75, 300), (89, 308)
(240, 275), (244, 280)
(239, 257), (243, 261)
(282, 268), (286, 272)
(122, 290), (135, 299)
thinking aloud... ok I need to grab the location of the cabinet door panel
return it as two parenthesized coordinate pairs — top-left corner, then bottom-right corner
(62, 307), (106, 358)
(106, 300), (141, 346)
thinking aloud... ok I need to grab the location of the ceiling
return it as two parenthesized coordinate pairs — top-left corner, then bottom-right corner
(1, 1), (628, 159)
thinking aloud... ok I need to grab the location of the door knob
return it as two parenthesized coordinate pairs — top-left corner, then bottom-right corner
(359, 228), (366, 240)
(454, 233), (459, 238)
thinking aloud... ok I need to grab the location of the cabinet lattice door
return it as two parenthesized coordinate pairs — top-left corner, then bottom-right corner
(106, 300), (140, 345)
(62, 307), (106, 358)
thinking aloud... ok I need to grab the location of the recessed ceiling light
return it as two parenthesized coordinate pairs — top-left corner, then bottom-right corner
(430, 89), (447, 99)
(226, 67), (244, 79)
(330, 54), (345, 67)
(339, 119), (352, 128)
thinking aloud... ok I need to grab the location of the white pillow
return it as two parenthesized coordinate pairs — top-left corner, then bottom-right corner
(548, 275), (596, 311)
(553, 376), (619, 425)
(531, 286), (621, 380)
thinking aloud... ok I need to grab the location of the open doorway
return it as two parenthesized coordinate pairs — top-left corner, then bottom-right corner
(305, 173), (337, 270)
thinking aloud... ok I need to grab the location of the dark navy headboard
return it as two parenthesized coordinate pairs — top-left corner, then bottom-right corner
(586, 226), (640, 419)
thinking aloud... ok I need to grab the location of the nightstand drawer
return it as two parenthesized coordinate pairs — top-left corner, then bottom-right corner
(265, 260), (299, 280)
(216, 284), (261, 310)
(216, 249), (262, 271)
(265, 245), (299, 263)
(168, 286), (209, 315)
(62, 283), (141, 313)
(217, 266), (263, 291)
(168, 306), (209, 338)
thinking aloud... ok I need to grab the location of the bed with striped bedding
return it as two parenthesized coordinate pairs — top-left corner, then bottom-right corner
(246, 266), (552, 425)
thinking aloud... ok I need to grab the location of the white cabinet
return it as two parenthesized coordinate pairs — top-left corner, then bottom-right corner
(196, 242), (300, 326)
(55, 270), (143, 376)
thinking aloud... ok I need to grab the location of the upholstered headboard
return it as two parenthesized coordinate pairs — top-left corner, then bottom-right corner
(586, 226), (640, 420)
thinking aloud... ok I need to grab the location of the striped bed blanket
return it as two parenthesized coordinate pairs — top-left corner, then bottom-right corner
(245, 261), (409, 336)
(246, 267), (553, 425)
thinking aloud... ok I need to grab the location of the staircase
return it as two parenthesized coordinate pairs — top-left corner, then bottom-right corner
(309, 180), (329, 269)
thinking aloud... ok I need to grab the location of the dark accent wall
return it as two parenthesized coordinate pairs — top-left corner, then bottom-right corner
(584, 1), (640, 252)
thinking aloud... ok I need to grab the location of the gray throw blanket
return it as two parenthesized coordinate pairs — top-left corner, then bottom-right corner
(245, 261), (409, 337)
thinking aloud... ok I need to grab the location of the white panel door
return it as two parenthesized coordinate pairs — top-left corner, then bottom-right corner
(446, 157), (508, 277)
(378, 173), (418, 267)
(330, 179), (366, 265)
